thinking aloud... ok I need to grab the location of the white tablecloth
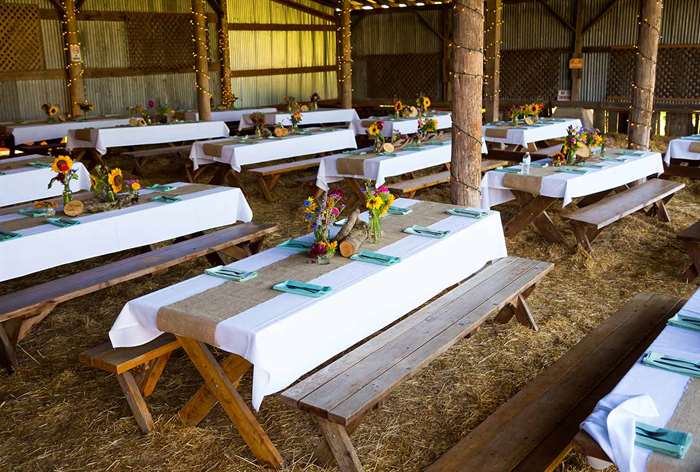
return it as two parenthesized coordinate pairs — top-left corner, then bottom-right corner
(184, 108), (277, 122)
(190, 128), (358, 171)
(353, 112), (453, 137)
(581, 290), (700, 472)
(0, 155), (91, 207)
(238, 108), (360, 130)
(109, 199), (508, 409)
(481, 149), (664, 208)
(0, 183), (252, 282)
(2, 117), (130, 145)
(664, 136), (700, 165)
(482, 118), (582, 147)
(66, 121), (230, 155)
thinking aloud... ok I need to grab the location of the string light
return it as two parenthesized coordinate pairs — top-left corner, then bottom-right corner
(60, 0), (85, 116)
(190, 0), (213, 101)
(336, 0), (353, 103)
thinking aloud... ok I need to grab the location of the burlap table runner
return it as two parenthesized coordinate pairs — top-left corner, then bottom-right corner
(502, 167), (557, 195)
(485, 127), (510, 139)
(689, 142), (700, 153)
(73, 128), (94, 141)
(0, 156), (53, 172)
(0, 183), (211, 233)
(202, 139), (243, 157)
(157, 201), (458, 345)
(647, 378), (700, 471)
(336, 152), (379, 175)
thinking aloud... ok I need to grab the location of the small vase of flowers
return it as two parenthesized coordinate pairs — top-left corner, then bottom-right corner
(78, 99), (95, 120)
(393, 98), (404, 119)
(310, 92), (321, 111)
(304, 190), (345, 264)
(249, 112), (267, 137)
(416, 118), (438, 144)
(48, 155), (79, 204)
(290, 110), (303, 133)
(364, 183), (395, 243)
(416, 93), (432, 118)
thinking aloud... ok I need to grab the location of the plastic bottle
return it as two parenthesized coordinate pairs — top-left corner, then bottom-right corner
(522, 152), (531, 174)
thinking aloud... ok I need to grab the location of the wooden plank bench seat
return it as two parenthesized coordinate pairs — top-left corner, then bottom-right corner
(387, 159), (509, 198)
(427, 292), (684, 472)
(122, 144), (193, 179)
(678, 219), (700, 282)
(281, 256), (553, 472)
(248, 157), (324, 201)
(0, 222), (277, 374)
(563, 179), (685, 254)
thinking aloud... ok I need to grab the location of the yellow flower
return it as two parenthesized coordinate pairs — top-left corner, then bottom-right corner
(366, 196), (383, 210)
(108, 168), (123, 193)
(130, 181), (141, 191)
(367, 124), (380, 137)
(48, 105), (59, 116)
(51, 155), (73, 174)
(423, 96), (431, 109)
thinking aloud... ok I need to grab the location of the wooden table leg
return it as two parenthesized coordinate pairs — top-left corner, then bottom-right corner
(317, 418), (364, 472)
(504, 192), (566, 244)
(683, 241), (700, 282)
(176, 336), (284, 468)
(0, 322), (18, 374)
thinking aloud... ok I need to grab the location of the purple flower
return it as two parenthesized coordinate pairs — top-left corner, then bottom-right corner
(377, 185), (389, 193)
(329, 188), (344, 200)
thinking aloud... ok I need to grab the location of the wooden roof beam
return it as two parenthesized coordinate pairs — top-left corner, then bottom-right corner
(271, 0), (335, 21)
(206, 0), (223, 16)
(583, 0), (620, 34)
(535, 0), (575, 31)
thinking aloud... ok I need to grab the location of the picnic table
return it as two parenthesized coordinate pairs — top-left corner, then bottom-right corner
(0, 154), (90, 207)
(578, 288), (700, 471)
(0, 182), (252, 282)
(481, 149), (665, 243)
(0, 116), (130, 147)
(352, 111), (452, 137)
(238, 108), (360, 131)
(108, 198), (508, 464)
(482, 117), (582, 151)
(184, 107), (277, 123)
(665, 134), (700, 165)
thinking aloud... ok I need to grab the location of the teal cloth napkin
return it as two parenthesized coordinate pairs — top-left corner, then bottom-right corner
(151, 195), (181, 203)
(388, 206), (412, 216)
(205, 265), (257, 282)
(278, 239), (313, 251)
(272, 280), (332, 298)
(28, 161), (52, 168)
(423, 140), (450, 146)
(667, 313), (700, 332)
(642, 351), (700, 377)
(46, 217), (80, 227)
(635, 422), (693, 459)
(493, 167), (521, 174)
(555, 166), (589, 174)
(577, 162), (606, 168)
(18, 208), (54, 218)
(0, 231), (21, 241)
(0, 171), (6, 175)
(403, 225), (450, 239)
(350, 249), (401, 266)
(147, 184), (175, 192)
(620, 150), (646, 157)
(447, 207), (489, 219)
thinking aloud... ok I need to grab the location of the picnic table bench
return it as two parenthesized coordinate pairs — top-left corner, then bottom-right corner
(248, 157), (324, 201)
(427, 292), (683, 472)
(0, 223), (277, 374)
(281, 256), (553, 472)
(122, 144), (193, 179)
(678, 219), (700, 282)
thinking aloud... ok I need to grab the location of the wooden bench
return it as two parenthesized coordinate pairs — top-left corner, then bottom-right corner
(0, 222), (277, 374)
(122, 144), (192, 179)
(248, 157), (324, 201)
(563, 179), (685, 254)
(281, 256), (553, 472)
(427, 292), (684, 472)
(387, 159), (509, 198)
(678, 220), (700, 282)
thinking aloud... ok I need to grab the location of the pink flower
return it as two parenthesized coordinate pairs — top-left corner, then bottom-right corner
(310, 242), (326, 257)
(331, 207), (340, 217)
(147, 99), (156, 108)
(329, 188), (344, 200)
(377, 185), (389, 193)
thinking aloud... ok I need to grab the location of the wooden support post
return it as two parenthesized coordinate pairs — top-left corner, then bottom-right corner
(484, 0), (502, 123)
(628, 0), (663, 150)
(450, 0), (484, 207)
(338, 0), (353, 109)
(317, 418), (364, 472)
(61, 0), (86, 118)
(217, 0), (234, 108)
(570, 0), (584, 102)
(192, 0), (213, 121)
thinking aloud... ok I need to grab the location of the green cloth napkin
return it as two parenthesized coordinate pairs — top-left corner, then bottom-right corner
(18, 208), (54, 218)
(447, 208), (488, 219)
(620, 150), (645, 157)
(493, 167), (521, 174)
(147, 184), (175, 192)
(28, 161), (52, 168)
(278, 239), (313, 251)
(667, 313), (700, 332)
(555, 166), (589, 174)
(635, 422), (693, 459)
(272, 280), (332, 298)
(577, 162), (606, 168)
(403, 225), (450, 239)
(350, 249), (401, 266)
(205, 265), (257, 282)
(388, 206), (412, 216)
(150, 195), (181, 203)
(0, 171), (6, 175)
(46, 217), (80, 227)
(642, 351), (700, 377)
(423, 140), (450, 146)
(0, 231), (21, 241)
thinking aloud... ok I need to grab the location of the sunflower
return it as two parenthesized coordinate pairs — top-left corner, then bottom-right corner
(394, 100), (403, 113)
(366, 196), (383, 210)
(48, 105), (59, 116)
(108, 168), (123, 193)
(367, 123), (381, 137)
(51, 155), (73, 174)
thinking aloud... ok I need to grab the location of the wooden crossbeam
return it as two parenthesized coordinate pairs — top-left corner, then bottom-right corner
(582, 0), (620, 34)
(270, 0), (335, 22)
(534, 0), (575, 31)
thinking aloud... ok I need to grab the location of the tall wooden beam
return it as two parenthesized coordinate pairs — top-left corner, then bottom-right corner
(628, 0), (663, 150)
(217, 0), (234, 108)
(62, 0), (86, 118)
(451, 0), (484, 207)
(570, 0), (584, 101)
(192, 0), (212, 121)
(338, 0), (353, 109)
(484, 0), (502, 122)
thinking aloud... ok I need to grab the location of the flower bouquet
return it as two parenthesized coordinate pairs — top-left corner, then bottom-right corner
(579, 128), (605, 156)
(367, 120), (395, 154)
(393, 98), (404, 119)
(88, 166), (139, 212)
(283, 95), (300, 113)
(249, 112), (268, 137)
(304, 189), (345, 264)
(310, 92), (321, 111)
(364, 183), (395, 243)
(78, 99), (95, 120)
(290, 110), (303, 133)
(416, 118), (438, 144)
(156, 102), (176, 124)
(553, 126), (583, 166)
(416, 93), (432, 117)
(510, 102), (544, 126)
(42, 104), (62, 123)
(48, 155), (79, 204)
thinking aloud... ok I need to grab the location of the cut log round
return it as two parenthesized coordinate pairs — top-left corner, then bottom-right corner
(339, 225), (368, 257)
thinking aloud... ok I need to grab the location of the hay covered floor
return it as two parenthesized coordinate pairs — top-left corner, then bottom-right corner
(1, 136), (698, 472)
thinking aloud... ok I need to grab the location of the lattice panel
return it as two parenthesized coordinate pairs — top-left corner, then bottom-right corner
(126, 13), (195, 70)
(365, 54), (443, 100)
(0, 4), (44, 72)
(500, 50), (560, 101)
(606, 49), (635, 102)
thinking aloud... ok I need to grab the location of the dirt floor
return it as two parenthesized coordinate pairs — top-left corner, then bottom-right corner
(1, 135), (697, 472)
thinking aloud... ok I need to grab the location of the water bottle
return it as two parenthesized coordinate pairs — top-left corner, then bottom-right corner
(522, 152), (531, 175)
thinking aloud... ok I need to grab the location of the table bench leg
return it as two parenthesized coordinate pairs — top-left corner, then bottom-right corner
(495, 294), (539, 331)
(117, 371), (155, 433)
(257, 176), (276, 202)
(0, 323), (18, 374)
(505, 193), (565, 244)
(682, 241), (700, 282)
(317, 418), (364, 472)
(176, 336), (284, 468)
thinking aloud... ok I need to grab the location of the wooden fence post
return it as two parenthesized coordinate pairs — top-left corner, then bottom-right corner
(484, 0), (502, 123)
(338, 0), (353, 109)
(192, 0), (212, 121)
(62, 0), (86, 118)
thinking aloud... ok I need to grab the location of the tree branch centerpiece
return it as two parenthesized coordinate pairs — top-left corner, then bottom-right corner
(304, 189), (345, 264)
(363, 183), (395, 243)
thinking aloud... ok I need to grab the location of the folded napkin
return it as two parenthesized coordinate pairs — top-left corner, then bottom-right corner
(272, 280), (332, 298)
(278, 239), (313, 251)
(205, 265), (257, 282)
(577, 162), (606, 168)
(620, 150), (646, 157)
(447, 207), (489, 219)
(18, 208), (54, 218)
(388, 206), (412, 216)
(423, 140), (450, 146)
(493, 167), (521, 174)
(29, 161), (52, 168)
(667, 313), (700, 332)
(602, 156), (626, 162)
(0, 230), (21, 241)
(147, 184), (175, 192)
(635, 422), (693, 459)
(333, 218), (347, 227)
(150, 195), (181, 203)
(555, 166), (589, 174)
(642, 351), (700, 377)
(403, 225), (450, 239)
(350, 249), (401, 266)
(46, 217), (80, 227)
